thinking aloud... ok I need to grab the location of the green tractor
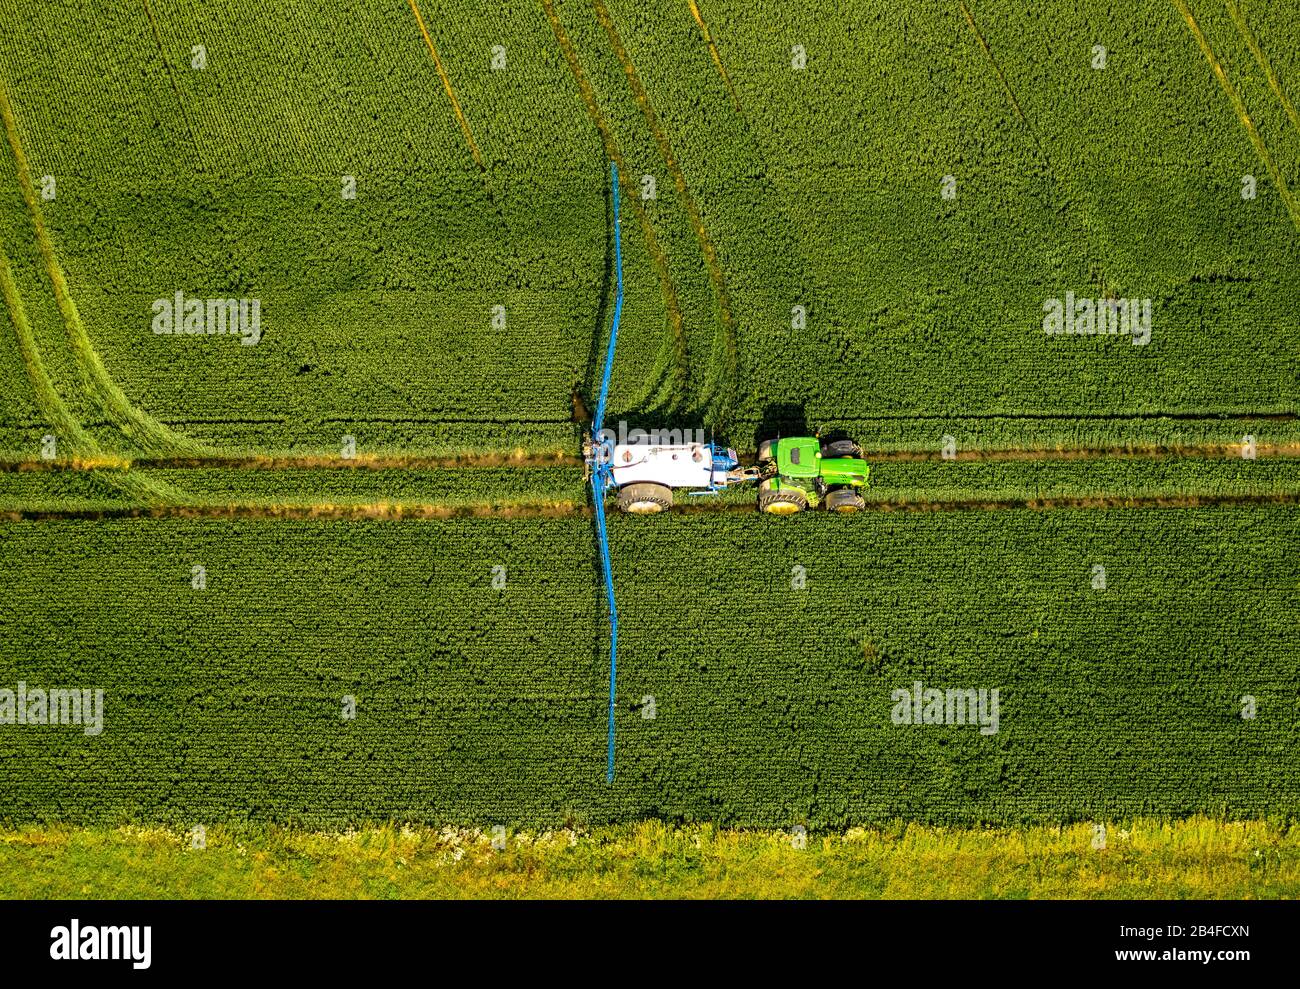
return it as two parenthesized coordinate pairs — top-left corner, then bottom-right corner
(754, 436), (870, 515)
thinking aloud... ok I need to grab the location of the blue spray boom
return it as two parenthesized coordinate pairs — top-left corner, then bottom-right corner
(590, 162), (624, 782)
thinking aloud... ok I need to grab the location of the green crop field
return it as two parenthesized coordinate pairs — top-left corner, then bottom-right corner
(1, 0), (1297, 461)
(1, 506), (1295, 829)
(0, 0), (1298, 901)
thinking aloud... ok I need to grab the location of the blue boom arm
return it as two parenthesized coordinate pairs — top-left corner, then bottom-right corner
(592, 162), (624, 782)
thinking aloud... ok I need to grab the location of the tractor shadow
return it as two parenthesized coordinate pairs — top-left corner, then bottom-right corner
(752, 401), (809, 452)
(751, 401), (861, 452)
(576, 159), (615, 426)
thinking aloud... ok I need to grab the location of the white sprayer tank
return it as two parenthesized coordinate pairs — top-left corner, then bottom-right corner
(607, 442), (726, 490)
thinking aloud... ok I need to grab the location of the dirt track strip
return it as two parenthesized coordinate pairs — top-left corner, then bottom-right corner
(406, 0), (484, 169)
(4, 489), (1298, 523)
(4, 440), (1298, 472)
(593, 0), (740, 423)
(141, 0), (206, 174)
(0, 80), (205, 461)
(1173, 0), (1300, 231)
(958, 0), (1050, 166)
(541, 0), (690, 408)
(78, 453), (580, 471)
(863, 442), (1300, 461)
(1226, 0), (1300, 140)
(686, 0), (744, 114)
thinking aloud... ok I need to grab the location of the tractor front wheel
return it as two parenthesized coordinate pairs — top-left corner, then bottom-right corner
(758, 488), (808, 515)
(617, 482), (673, 514)
(824, 487), (865, 513)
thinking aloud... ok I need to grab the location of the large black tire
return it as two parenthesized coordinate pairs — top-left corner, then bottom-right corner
(617, 482), (673, 514)
(824, 487), (865, 514)
(758, 487), (808, 515)
(821, 438), (864, 459)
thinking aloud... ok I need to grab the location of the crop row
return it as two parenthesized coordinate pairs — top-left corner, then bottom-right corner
(0, 506), (1294, 828)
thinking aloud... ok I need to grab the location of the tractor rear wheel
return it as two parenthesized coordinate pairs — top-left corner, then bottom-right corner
(758, 488), (808, 515)
(824, 487), (865, 513)
(617, 482), (673, 514)
(821, 438), (864, 458)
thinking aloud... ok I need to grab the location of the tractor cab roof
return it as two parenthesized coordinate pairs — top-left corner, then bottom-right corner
(777, 436), (822, 478)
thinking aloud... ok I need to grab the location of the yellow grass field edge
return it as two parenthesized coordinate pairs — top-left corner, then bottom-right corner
(1, 817), (1296, 898)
